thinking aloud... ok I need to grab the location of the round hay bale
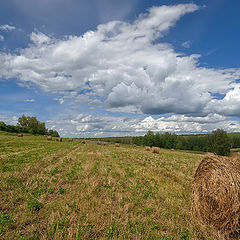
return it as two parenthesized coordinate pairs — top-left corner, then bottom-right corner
(115, 143), (120, 147)
(17, 133), (23, 137)
(230, 152), (240, 161)
(103, 142), (108, 146)
(145, 146), (151, 151)
(152, 147), (160, 154)
(56, 138), (62, 142)
(82, 139), (86, 144)
(68, 138), (73, 142)
(97, 141), (102, 145)
(47, 136), (52, 141)
(192, 154), (240, 236)
(133, 144), (137, 147)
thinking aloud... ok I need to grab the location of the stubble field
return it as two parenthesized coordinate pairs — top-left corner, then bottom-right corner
(0, 133), (217, 239)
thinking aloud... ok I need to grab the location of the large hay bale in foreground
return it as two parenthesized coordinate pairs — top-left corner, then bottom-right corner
(192, 153), (240, 236)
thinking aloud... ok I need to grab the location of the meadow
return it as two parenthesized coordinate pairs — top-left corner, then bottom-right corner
(0, 133), (218, 239)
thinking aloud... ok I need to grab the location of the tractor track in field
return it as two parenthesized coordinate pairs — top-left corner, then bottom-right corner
(0, 147), (46, 159)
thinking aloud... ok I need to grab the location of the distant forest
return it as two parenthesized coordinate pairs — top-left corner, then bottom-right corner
(0, 115), (59, 137)
(94, 129), (240, 156)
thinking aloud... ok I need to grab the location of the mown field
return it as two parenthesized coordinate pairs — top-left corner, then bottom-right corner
(0, 133), (218, 239)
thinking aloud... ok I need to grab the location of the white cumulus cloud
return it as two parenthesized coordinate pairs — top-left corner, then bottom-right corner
(45, 113), (240, 137)
(24, 98), (35, 102)
(182, 40), (191, 48)
(0, 4), (240, 119)
(0, 24), (16, 31)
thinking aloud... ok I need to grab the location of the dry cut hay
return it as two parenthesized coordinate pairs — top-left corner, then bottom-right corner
(47, 136), (52, 141)
(115, 143), (120, 147)
(230, 152), (240, 161)
(56, 138), (62, 142)
(192, 153), (240, 237)
(145, 146), (151, 151)
(152, 147), (160, 154)
(17, 133), (23, 137)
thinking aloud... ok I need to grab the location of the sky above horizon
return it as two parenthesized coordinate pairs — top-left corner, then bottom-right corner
(0, 0), (240, 137)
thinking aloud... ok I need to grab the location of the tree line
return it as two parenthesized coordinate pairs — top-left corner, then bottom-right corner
(96, 129), (238, 156)
(0, 115), (59, 137)
(133, 129), (232, 156)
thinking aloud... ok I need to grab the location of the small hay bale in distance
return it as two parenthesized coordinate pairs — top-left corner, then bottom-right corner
(56, 138), (62, 142)
(115, 143), (120, 147)
(152, 147), (160, 154)
(17, 133), (23, 137)
(97, 141), (102, 145)
(68, 138), (73, 142)
(133, 144), (137, 147)
(145, 146), (151, 151)
(82, 139), (86, 144)
(47, 136), (52, 141)
(103, 142), (108, 146)
(192, 153), (240, 236)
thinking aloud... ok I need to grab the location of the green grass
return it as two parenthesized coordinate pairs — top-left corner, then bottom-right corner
(0, 133), (219, 239)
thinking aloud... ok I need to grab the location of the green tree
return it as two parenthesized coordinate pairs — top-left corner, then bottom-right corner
(18, 115), (48, 135)
(0, 121), (7, 131)
(163, 132), (177, 149)
(208, 129), (230, 156)
(48, 129), (60, 137)
(143, 131), (155, 146)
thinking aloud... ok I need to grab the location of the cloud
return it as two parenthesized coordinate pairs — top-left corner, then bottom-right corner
(53, 97), (65, 104)
(0, 35), (4, 41)
(45, 113), (240, 137)
(30, 32), (52, 46)
(182, 40), (191, 48)
(46, 113), (140, 137)
(0, 24), (16, 31)
(59, 98), (64, 104)
(133, 114), (240, 134)
(206, 86), (240, 117)
(0, 115), (18, 125)
(0, 4), (240, 118)
(24, 98), (35, 102)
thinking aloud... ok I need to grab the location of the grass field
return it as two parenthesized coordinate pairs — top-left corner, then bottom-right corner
(0, 133), (219, 239)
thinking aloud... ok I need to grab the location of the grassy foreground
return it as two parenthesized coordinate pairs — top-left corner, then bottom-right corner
(0, 134), (217, 239)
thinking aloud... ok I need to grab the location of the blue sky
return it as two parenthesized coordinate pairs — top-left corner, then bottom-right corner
(0, 0), (240, 137)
